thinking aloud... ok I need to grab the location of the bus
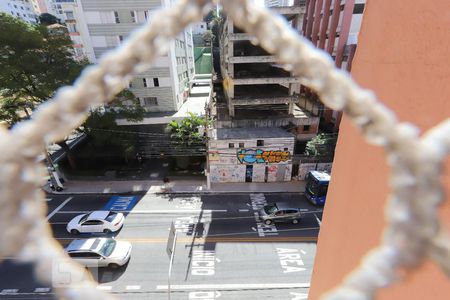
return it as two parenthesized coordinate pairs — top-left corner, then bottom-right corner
(305, 170), (330, 205)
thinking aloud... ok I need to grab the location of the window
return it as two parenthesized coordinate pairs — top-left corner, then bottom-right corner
(118, 35), (123, 43)
(143, 97), (158, 106)
(303, 125), (311, 132)
(20, 6), (24, 10)
(68, 23), (77, 33)
(114, 11), (120, 23)
(130, 11), (136, 23)
(144, 11), (148, 20)
(65, 11), (74, 19)
(353, 3), (365, 14)
(14, 5), (17, 8)
(82, 220), (103, 226)
(143, 78), (147, 87)
(239, 143), (244, 148)
(228, 143), (234, 149)
(284, 148), (288, 151)
(257, 140), (264, 147)
(153, 78), (159, 87)
(128, 81), (133, 88)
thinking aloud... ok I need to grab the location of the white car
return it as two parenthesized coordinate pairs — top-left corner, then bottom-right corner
(67, 211), (124, 234)
(66, 238), (132, 268)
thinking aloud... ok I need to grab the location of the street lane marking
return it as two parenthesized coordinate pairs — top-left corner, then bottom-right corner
(156, 283), (310, 290)
(46, 197), (73, 221)
(239, 209), (249, 212)
(54, 236), (318, 243)
(34, 288), (51, 293)
(0, 289), (18, 294)
(97, 286), (112, 291)
(55, 209), (228, 214)
(125, 285), (141, 290)
(314, 213), (322, 226)
(45, 198), (52, 201)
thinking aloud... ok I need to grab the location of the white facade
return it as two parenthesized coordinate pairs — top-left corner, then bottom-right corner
(1, 0), (38, 24)
(264, 0), (292, 7)
(208, 128), (295, 183)
(192, 21), (207, 35)
(52, 0), (194, 114)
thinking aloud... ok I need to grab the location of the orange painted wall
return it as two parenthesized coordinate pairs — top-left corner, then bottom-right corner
(309, 0), (450, 299)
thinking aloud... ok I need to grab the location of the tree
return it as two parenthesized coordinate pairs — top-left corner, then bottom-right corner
(0, 13), (83, 168)
(304, 134), (338, 159)
(202, 30), (213, 45)
(38, 13), (60, 25)
(167, 113), (207, 169)
(167, 113), (206, 146)
(203, 10), (217, 24)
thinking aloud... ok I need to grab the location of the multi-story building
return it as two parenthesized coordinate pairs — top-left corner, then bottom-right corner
(0, 0), (38, 24)
(52, 0), (195, 114)
(30, 0), (49, 15)
(208, 2), (320, 183)
(264, 0), (293, 7)
(301, 0), (366, 131)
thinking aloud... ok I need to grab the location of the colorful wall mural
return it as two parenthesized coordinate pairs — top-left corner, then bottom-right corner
(237, 149), (291, 164)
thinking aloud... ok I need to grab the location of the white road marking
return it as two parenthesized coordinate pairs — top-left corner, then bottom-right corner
(300, 209), (309, 212)
(56, 209), (227, 214)
(314, 213), (322, 226)
(239, 209), (249, 212)
(46, 197), (73, 221)
(0, 289), (18, 294)
(34, 288), (51, 293)
(97, 286), (112, 291)
(45, 198), (52, 202)
(156, 283), (310, 290)
(290, 292), (308, 299)
(125, 285), (141, 290)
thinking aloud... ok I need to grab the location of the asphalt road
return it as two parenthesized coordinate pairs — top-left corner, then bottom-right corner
(0, 192), (322, 300)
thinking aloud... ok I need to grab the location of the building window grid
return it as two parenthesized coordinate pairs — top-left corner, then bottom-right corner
(114, 11), (120, 23)
(143, 78), (147, 87)
(143, 97), (158, 106)
(130, 11), (136, 23)
(257, 140), (264, 147)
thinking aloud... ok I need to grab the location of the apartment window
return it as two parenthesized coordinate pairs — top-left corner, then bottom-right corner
(144, 11), (148, 20)
(65, 11), (74, 19)
(143, 78), (148, 87)
(303, 125), (311, 132)
(114, 11), (120, 23)
(239, 143), (244, 148)
(143, 97), (158, 106)
(128, 81), (133, 88)
(130, 11), (136, 23)
(153, 78), (159, 87)
(284, 148), (288, 151)
(257, 140), (264, 147)
(20, 6), (24, 10)
(14, 4), (17, 8)
(118, 35), (124, 43)
(228, 143), (234, 149)
(353, 3), (365, 14)
(68, 23), (77, 33)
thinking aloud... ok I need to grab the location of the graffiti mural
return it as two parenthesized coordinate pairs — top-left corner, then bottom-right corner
(237, 149), (290, 164)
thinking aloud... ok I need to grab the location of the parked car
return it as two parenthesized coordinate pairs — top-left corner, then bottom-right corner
(66, 238), (132, 268)
(258, 202), (302, 225)
(67, 211), (124, 234)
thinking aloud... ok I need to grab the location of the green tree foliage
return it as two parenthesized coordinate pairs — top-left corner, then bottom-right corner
(0, 13), (84, 126)
(38, 13), (59, 25)
(304, 134), (338, 158)
(0, 14), (144, 168)
(167, 113), (206, 146)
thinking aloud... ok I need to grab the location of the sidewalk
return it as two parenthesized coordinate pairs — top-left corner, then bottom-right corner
(44, 178), (306, 194)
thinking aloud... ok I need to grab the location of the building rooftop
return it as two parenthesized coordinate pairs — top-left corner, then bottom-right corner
(212, 127), (294, 140)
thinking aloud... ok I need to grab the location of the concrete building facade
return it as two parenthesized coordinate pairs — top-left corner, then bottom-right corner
(301, 0), (366, 130)
(208, 128), (294, 183)
(209, 2), (320, 183)
(1, 0), (38, 24)
(54, 0), (195, 114)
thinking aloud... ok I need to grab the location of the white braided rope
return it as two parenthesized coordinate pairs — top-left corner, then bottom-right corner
(0, 0), (448, 299)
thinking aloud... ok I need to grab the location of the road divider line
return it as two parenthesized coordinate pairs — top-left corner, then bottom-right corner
(156, 282), (310, 290)
(34, 288), (51, 293)
(56, 209), (228, 214)
(0, 289), (18, 294)
(125, 285), (141, 290)
(238, 209), (249, 212)
(97, 286), (112, 291)
(46, 197), (73, 221)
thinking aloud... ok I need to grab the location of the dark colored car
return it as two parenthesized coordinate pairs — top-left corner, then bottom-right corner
(258, 202), (302, 225)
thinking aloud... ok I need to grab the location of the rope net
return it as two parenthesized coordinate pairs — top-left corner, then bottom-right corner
(0, 0), (449, 299)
